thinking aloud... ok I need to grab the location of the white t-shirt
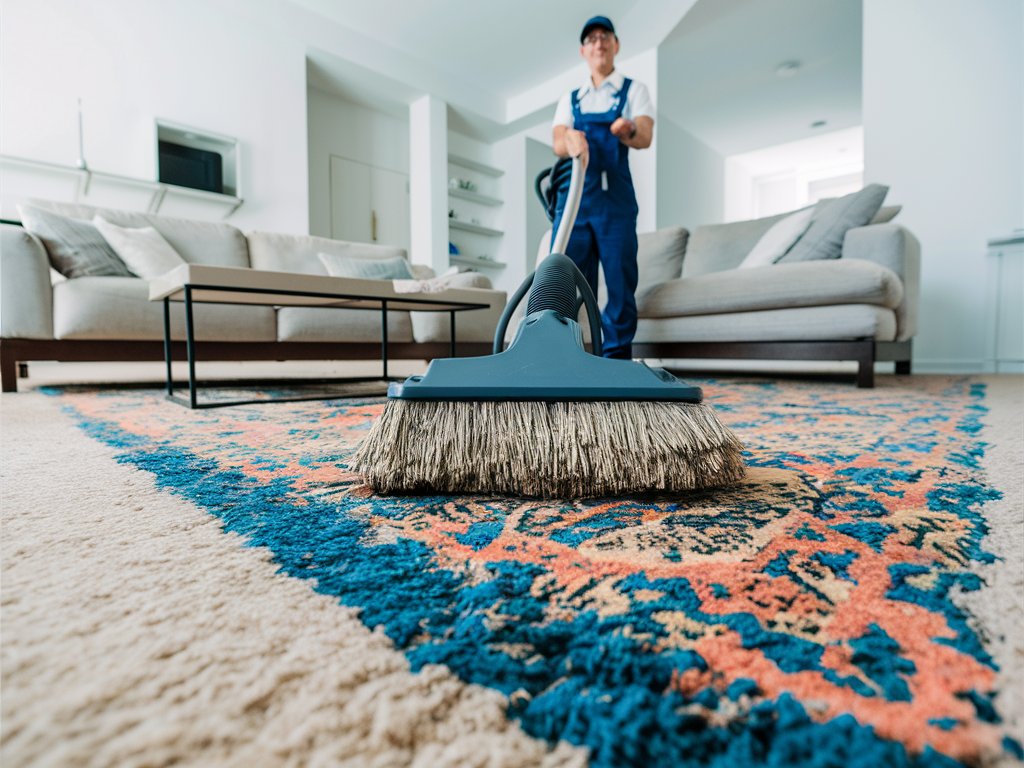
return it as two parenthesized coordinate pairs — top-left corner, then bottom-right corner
(552, 70), (655, 128)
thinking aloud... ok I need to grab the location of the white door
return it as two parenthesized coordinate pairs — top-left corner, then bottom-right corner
(371, 166), (410, 252)
(329, 155), (409, 251)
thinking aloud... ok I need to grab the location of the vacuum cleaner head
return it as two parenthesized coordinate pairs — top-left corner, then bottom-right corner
(350, 256), (745, 498)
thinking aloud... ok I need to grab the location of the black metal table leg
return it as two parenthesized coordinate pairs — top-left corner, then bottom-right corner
(185, 286), (198, 408)
(450, 311), (456, 357)
(163, 298), (174, 397)
(380, 299), (389, 379)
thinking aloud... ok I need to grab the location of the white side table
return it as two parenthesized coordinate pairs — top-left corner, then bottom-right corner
(985, 233), (1024, 373)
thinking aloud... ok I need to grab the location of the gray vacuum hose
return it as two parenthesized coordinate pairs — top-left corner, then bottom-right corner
(491, 157), (602, 355)
(492, 255), (602, 356)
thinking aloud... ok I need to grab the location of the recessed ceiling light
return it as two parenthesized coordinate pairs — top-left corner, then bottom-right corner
(775, 60), (802, 77)
(810, 120), (827, 128)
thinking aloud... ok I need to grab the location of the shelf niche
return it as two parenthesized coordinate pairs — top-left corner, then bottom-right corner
(156, 120), (239, 198)
(446, 153), (504, 269)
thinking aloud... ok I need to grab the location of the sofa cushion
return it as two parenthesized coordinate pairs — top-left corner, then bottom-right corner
(636, 304), (897, 343)
(248, 231), (407, 276)
(92, 217), (186, 279)
(779, 184), (889, 263)
(638, 259), (903, 319)
(636, 227), (688, 295)
(682, 213), (789, 277)
(18, 205), (134, 278)
(409, 273), (505, 343)
(536, 225), (688, 301)
(738, 206), (815, 268)
(26, 200), (249, 268)
(276, 307), (414, 343)
(53, 276), (276, 341)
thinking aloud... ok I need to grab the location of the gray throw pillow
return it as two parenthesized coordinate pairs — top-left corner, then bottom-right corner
(18, 204), (134, 278)
(637, 226), (688, 295)
(778, 184), (889, 263)
(317, 252), (414, 280)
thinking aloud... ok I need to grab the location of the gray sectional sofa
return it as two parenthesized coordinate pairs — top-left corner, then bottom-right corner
(0, 200), (506, 392)
(536, 198), (919, 387)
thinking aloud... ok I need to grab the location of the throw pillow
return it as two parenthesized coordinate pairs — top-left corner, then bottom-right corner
(92, 216), (186, 279)
(317, 252), (414, 280)
(636, 227), (688, 294)
(18, 204), (134, 278)
(409, 263), (437, 280)
(777, 184), (889, 263)
(871, 205), (902, 224)
(737, 206), (815, 269)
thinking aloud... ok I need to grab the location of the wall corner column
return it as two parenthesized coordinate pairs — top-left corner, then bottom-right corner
(409, 95), (448, 273)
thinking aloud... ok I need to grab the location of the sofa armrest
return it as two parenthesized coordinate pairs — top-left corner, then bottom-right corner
(1, 224), (54, 339)
(843, 223), (920, 341)
(410, 273), (507, 343)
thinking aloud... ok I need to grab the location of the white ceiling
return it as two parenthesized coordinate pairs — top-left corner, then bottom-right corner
(659, 0), (862, 155)
(293, 0), (642, 100)
(295, 0), (863, 155)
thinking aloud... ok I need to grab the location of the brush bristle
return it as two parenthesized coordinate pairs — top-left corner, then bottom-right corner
(350, 400), (745, 498)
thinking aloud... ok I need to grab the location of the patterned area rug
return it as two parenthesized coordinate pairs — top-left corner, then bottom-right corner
(39, 378), (1023, 766)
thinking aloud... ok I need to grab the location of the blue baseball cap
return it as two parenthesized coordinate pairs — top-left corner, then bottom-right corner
(580, 15), (615, 43)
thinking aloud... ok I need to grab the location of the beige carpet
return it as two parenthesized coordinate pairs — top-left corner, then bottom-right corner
(1, 370), (1021, 767)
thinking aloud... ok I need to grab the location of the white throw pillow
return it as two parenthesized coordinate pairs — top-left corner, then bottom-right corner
(92, 216), (186, 279)
(737, 207), (815, 269)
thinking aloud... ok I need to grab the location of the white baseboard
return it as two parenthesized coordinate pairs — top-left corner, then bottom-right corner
(912, 359), (990, 374)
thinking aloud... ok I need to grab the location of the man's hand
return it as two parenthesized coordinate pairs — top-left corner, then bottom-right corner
(553, 126), (589, 165)
(611, 116), (654, 149)
(610, 117), (636, 141)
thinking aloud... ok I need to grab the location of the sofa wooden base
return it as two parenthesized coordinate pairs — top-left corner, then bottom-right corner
(631, 339), (913, 388)
(2, 338), (913, 392)
(0, 338), (493, 393)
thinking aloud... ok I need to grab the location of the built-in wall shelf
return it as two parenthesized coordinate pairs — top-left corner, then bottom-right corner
(156, 119), (240, 198)
(450, 219), (503, 237)
(0, 154), (244, 220)
(448, 187), (501, 206)
(448, 154), (503, 177)
(451, 256), (506, 269)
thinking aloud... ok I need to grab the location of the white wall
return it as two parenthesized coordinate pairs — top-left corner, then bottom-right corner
(0, 0), (310, 233)
(723, 126), (864, 221)
(863, 0), (1023, 371)
(618, 48), (659, 234)
(306, 89), (409, 238)
(656, 116), (724, 230)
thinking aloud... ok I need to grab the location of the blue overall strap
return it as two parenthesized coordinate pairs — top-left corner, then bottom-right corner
(612, 78), (632, 120)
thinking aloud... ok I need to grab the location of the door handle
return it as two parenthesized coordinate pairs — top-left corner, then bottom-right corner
(371, 210), (378, 241)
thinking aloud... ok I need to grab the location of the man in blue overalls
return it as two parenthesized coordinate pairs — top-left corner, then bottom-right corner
(552, 15), (655, 359)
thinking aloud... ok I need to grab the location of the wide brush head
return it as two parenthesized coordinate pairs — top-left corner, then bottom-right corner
(351, 250), (745, 498)
(350, 398), (745, 498)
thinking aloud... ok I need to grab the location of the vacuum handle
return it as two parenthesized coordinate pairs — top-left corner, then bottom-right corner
(492, 156), (602, 355)
(550, 154), (586, 256)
